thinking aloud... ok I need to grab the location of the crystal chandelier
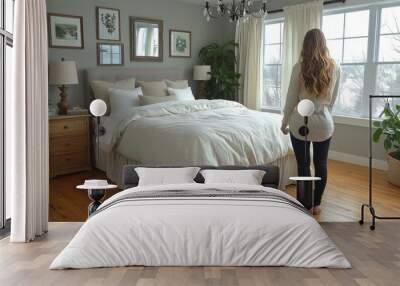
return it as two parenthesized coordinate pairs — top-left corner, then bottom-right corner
(203, 0), (268, 23)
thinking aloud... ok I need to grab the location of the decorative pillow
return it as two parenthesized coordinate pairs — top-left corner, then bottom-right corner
(90, 78), (136, 115)
(137, 80), (168, 97)
(108, 87), (142, 117)
(200, 169), (266, 185)
(135, 167), (201, 186)
(167, 87), (195, 100)
(165, 80), (189, 89)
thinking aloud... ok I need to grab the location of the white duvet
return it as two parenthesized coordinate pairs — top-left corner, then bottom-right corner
(106, 100), (292, 166)
(50, 183), (351, 269)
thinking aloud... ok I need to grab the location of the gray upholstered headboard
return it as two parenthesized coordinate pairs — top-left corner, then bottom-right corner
(86, 67), (187, 83)
(85, 67), (190, 102)
(122, 165), (280, 189)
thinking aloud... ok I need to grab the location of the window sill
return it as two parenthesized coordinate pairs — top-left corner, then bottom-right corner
(333, 116), (370, 128)
(261, 108), (371, 128)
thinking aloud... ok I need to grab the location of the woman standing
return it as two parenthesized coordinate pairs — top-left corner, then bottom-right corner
(281, 29), (341, 215)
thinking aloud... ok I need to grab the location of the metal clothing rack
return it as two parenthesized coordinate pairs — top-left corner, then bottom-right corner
(360, 95), (400, 230)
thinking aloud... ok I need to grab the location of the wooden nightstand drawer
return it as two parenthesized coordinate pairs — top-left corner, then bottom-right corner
(50, 117), (88, 137)
(49, 115), (91, 177)
(50, 152), (90, 177)
(50, 135), (89, 155)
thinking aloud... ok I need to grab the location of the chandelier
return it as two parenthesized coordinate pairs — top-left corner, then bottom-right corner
(203, 0), (268, 22)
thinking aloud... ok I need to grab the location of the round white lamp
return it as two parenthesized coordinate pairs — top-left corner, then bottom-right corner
(298, 99), (315, 117)
(89, 99), (107, 117)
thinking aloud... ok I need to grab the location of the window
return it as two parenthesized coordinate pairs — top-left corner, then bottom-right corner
(323, 10), (370, 117)
(375, 6), (400, 116)
(1, 0), (14, 230)
(263, 21), (284, 110)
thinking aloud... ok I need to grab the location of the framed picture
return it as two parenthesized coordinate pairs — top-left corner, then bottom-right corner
(96, 7), (121, 41)
(169, 30), (191, 58)
(97, 43), (124, 66)
(130, 17), (163, 62)
(48, 13), (84, 49)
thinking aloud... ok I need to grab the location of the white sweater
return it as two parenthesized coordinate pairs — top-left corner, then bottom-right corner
(282, 62), (341, 142)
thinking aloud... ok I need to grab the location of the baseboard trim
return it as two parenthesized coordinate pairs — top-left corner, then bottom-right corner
(329, 150), (388, 171)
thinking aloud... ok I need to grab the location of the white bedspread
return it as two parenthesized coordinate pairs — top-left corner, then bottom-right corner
(50, 183), (351, 269)
(106, 100), (293, 166)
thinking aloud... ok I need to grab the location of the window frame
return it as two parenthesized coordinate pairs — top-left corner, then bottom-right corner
(262, 18), (284, 113)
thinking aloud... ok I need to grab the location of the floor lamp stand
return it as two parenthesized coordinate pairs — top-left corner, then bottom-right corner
(359, 94), (400, 230)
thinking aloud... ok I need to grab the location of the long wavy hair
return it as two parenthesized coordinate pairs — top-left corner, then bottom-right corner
(300, 29), (335, 97)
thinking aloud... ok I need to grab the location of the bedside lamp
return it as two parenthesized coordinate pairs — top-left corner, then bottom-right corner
(193, 65), (211, 99)
(90, 99), (107, 160)
(49, 58), (79, 115)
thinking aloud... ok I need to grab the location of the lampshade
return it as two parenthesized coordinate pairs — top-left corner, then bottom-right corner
(90, 99), (107, 117)
(298, 99), (315, 117)
(193, 65), (211, 81)
(49, 60), (79, 85)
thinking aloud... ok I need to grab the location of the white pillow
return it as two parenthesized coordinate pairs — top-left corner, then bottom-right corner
(90, 78), (136, 114)
(108, 87), (142, 116)
(167, 87), (196, 100)
(200, 169), (266, 185)
(135, 167), (201, 186)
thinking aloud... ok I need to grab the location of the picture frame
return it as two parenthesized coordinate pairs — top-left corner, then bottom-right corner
(169, 30), (191, 58)
(97, 43), (124, 66)
(130, 17), (163, 62)
(48, 13), (84, 49)
(96, 7), (121, 41)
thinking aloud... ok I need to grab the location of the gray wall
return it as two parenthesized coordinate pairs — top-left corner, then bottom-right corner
(47, 0), (235, 107)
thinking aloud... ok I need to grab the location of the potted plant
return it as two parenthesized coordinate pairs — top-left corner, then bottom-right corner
(373, 103), (400, 186)
(198, 41), (241, 101)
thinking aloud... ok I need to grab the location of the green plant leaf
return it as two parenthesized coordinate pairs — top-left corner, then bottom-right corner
(373, 128), (383, 142)
(384, 137), (392, 150)
(373, 121), (381, 128)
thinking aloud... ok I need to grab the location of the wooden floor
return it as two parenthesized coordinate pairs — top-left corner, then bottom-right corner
(1, 221), (400, 286)
(49, 160), (400, 222)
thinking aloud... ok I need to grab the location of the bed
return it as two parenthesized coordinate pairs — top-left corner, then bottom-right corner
(50, 165), (350, 269)
(86, 68), (297, 189)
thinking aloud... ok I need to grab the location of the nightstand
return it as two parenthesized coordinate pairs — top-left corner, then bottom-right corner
(49, 115), (91, 178)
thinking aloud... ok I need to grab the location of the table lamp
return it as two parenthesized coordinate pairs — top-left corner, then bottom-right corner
(193, 65), (211, 99)
(49, 58), (79, 115)
(90, 99), (107, 160)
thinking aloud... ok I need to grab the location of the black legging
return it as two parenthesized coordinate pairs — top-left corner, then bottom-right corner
(290, 133), (331, 206)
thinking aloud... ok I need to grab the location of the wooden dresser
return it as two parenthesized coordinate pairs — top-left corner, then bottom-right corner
(49, 115), (91, 178)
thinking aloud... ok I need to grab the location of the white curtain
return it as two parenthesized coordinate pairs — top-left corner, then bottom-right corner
(281, 0), (323, 108)
(235, 17), (263, 110)
(7, 0), (49, 242)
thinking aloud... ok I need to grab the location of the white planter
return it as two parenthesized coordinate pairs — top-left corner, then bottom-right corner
(387, 152), (400, 187)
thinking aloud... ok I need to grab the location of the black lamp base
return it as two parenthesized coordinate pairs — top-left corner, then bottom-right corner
(296, 181), (313, 210)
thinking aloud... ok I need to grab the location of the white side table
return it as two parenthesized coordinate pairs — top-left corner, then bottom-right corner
(76, 183), (118, 216)
(289, 176), (321, 211)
